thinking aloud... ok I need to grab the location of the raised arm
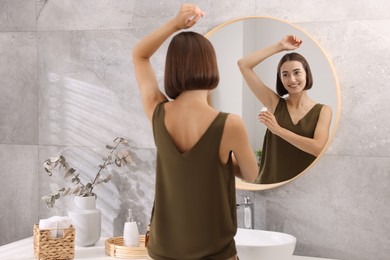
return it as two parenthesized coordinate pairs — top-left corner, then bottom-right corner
(132, 4), (205, 122)
(237, 35), (303, 113)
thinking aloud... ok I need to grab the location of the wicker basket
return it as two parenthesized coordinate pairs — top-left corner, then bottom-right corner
(33, 224), (75, 260)
(105, 236), (147, 259)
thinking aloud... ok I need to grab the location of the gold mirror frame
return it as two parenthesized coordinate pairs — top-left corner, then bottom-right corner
(205, 17), (341, 191)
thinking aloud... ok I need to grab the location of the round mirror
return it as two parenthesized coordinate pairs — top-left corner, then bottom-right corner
(205, 17), (340, 190)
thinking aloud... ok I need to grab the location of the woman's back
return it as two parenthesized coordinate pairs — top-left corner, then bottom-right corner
(163, 91), (230, 163)
(148, 98), (237, 259)
(132, 5), (258, 259)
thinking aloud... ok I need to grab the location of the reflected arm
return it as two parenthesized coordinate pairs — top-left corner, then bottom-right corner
(237, 35), (302, 113)
(261, 105), (332, 156)
(237, 43), (282, 113)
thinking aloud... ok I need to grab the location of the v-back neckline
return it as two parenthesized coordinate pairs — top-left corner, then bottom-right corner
(161, 104), (222, 157)
(285, 102), (320, 126)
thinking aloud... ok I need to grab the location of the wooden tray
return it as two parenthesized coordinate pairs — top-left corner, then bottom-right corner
(105, 236), (147, 259)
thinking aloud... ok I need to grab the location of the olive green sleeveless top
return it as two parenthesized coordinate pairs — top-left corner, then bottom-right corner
(256, 98), (323, 184)
(147, 101), (237, 260)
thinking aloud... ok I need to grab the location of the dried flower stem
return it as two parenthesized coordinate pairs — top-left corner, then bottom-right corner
(90, 141), (121, 191)
(42, 137), (132, 208)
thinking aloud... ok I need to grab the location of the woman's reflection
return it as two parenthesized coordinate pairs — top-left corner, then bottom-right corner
(238, 35), (332, 184)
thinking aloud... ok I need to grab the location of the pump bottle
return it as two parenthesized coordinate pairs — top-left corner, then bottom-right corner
(123, 209), (139, 247)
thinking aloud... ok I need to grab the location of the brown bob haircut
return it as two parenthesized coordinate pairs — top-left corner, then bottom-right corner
(164, 32), (219, 99)
(276, 52), (313, 96)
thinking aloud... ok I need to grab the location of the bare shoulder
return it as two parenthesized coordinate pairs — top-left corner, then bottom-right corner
(317, 105), (332, 129)
(223, 113), (247, 140)
(219, 113), (248, 156)
(320, 104), (332, 117)
(225, 113), (245, 130)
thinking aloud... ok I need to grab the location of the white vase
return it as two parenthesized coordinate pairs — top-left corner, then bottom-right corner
(68, 196), (101, 247)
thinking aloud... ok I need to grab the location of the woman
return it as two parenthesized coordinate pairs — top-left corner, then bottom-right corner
(132, 4), (257, 260)
(238, 35), (332, 184)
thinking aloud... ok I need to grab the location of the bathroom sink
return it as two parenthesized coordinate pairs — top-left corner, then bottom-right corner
(234, 228), (297, 260)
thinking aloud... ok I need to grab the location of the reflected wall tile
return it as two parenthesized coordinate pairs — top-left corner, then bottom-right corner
(0, 145), (38, 246)
(255, 155), (390, 260)
(296, 20), (390, 157)
(38, 145), (156, 238)
(37, 0), (135, 31)
(38, 30), (155, 148)
(0, 0), (36, 31)
(255, 0), (365, 23)
(0, 33), (38, 145)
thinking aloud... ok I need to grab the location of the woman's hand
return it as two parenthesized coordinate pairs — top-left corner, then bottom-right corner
(173, 4), (205, 29)
(258, 110), (282, 136)
(279, 35), (303, 51)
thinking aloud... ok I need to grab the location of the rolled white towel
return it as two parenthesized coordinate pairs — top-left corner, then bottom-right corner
(55, 216), (72, 237)
(39, 216), (72, 238)
(39, 217), (58, 238)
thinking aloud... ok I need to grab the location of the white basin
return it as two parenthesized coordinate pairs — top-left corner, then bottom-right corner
(234, 228), (297, 260)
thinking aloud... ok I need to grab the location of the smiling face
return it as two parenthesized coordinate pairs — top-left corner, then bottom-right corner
(275, 53), (313, 97)
(280, 60), (307, 95)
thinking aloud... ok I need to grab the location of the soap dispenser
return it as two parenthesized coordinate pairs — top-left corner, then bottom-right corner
(243, 196), (254, 229)
(123, 209), (139, 247)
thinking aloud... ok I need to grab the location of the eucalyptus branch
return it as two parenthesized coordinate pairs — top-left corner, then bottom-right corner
(41, 137), (132, 208)
(91, 141), (121, 187)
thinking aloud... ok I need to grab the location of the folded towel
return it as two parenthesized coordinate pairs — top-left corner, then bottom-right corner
(39, 216), (71, 238)
(39, 217), (58, 238)
(54, 216), (72, 237)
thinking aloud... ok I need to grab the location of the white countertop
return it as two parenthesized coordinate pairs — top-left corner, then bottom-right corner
(0, 237), (338, 260)
(0, 237), (114, 260)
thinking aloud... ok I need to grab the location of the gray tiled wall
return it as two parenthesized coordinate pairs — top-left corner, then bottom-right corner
(1, 1), (389, 259)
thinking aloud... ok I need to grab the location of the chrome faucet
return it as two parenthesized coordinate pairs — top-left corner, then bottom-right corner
(237, 196), (254, 229)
